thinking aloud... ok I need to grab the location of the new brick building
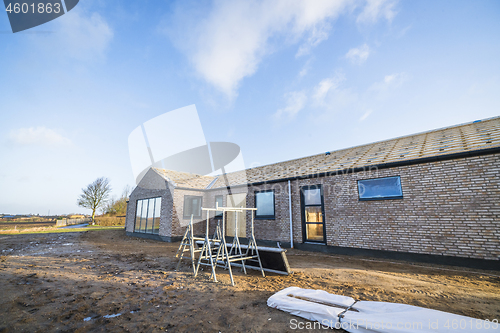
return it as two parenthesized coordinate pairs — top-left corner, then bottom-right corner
(125, 117), (500, 269)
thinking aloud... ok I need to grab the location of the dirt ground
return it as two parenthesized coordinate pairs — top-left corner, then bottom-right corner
(0, 229), (499, 332)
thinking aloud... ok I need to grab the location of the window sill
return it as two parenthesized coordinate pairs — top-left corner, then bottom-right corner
(359, 196), (403, 201)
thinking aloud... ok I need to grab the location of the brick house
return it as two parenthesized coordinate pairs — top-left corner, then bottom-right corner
(125, 117), (500, 269)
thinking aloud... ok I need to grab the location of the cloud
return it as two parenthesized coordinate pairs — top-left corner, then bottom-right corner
(38, 9), (113, 62)
(357, 0), (398, 24)
(9, 127), (71, 147)
(383, 73), (405, 84)
(274, 90), (308, 121)
(164, 0), (351, 98)
(369, 72), (408, 93)
(312, 73), (346, 105)
(59, 11), (113, 61)
(345, 44), (371, 64)
(284, 71), (406, 123)
(275, 72), (355, 123)
(298, 58), (313, 78)
(295, 23), (331, 57)
(359, 109), (373, 121)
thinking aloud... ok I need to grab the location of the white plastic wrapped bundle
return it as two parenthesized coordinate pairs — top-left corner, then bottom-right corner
(268, 287), (499, 333)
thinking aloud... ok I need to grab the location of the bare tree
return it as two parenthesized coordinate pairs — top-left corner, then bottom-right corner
(122, 184), (132, 199)
(103, 185), (133, 216)
(77, 177), (111, 224)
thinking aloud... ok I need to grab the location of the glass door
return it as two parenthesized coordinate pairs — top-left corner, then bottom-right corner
(301, 185), (326, 243)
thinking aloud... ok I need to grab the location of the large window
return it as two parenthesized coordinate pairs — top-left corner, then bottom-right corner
(255, 190), (275, 219)
(215, 195), (223, 218)
(183, 195), (203, 218)
(357, 176), (403, 201)
(301, 186), (325, 243)
(134, 197), (161, 234)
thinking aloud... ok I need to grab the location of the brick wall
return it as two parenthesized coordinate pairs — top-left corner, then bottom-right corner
(127, 153), (499, 261)
(171, 188), (206, 237)
(252, 153), (499, 260)
(247, 183), (291, 242)
(125, 169), (174, 238)
(125, 185), (174, 238)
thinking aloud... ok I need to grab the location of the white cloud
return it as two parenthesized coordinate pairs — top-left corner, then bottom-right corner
(9, 127), (71, 147)
(298, 66), (308, 78)
(274, 91), (308, 121)
(370, 72), (408, 93)
(294, 71), (406, 123)
(357, 0), (398, 24)
(61, 12), (113, 60)
(298, 59), (312, 78)
(384, 73), (404, 84)
(295, 23), (331, 58)
(359, 109), (373, 121)
(275, 73), (356, 123)
(312, 73), (346, 105)
(39, 10), (113, 61)
(164, 0), (351, 98)
(345, 44), (371, 64)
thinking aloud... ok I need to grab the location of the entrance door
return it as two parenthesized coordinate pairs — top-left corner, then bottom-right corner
(226, 193), (246, 237)
(301, 185), (326, 243)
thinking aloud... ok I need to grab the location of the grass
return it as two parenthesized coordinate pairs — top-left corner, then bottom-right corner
(0, 225), (124, 235)
(0, 224), (55, 231)
(0, 218), (54, 223)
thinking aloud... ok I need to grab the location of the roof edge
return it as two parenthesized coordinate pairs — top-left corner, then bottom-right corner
(243, 115), (500, 174)
(209, 145), (500, 190)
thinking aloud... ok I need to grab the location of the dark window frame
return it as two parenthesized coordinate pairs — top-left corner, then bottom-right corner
(300, 185), (326, 244)
(183, 195), (203, 219)
(357, 176), (403, 201)
(134, 197), (161, 234)
(254, 189), (275, 219)
(214, 195), (223, 219)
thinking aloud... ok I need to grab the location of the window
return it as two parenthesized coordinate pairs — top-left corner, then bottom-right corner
(215, 195), (223, 218)
(255, 190), (275, 219)
(183, 195), (203, 218)
(358, 176), (403, 201)
(134, 197), (161, 234)
(301, 185), (325, 243)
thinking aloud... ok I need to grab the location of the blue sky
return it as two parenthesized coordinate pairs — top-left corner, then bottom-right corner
(1, 0), (499, 215)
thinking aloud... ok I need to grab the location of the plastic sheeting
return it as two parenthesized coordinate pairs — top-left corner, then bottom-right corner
(268, 287), (499, 332)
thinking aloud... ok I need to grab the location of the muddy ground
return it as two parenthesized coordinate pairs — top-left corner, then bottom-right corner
(0, 229), (499, 332)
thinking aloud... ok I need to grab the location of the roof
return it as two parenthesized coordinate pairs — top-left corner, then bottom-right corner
(155, 116), (500, 190)
(153, 168), (216, 189)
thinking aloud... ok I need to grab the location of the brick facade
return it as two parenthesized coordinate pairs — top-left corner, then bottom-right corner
(126, 153), (500, 262)
(290, 153), (500, 261)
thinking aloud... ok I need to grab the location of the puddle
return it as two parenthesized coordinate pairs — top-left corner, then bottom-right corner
(103, 313), (121, 319)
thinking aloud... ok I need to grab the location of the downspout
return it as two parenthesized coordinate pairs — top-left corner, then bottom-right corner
(288, 180), (293, 248)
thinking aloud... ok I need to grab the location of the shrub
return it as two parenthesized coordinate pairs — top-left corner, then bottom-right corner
(93, 216), (125, 226)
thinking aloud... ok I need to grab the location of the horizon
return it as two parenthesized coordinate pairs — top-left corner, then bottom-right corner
(1, 0), (499, 215)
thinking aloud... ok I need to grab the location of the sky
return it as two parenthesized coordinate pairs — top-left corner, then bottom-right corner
(1, 0), (499, 215)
